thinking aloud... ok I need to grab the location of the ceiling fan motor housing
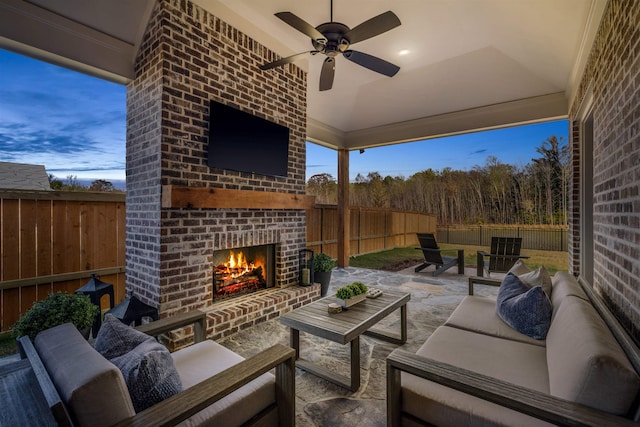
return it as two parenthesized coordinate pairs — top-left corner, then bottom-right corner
(313, 22), (351, 56)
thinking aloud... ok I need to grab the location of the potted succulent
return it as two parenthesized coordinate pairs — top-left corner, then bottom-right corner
(335, 281), (368, 308)
(12, 292), (99, 340)
(312, 252), (336, 297)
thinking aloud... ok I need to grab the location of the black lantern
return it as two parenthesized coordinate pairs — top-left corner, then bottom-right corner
(299, 249), (314, 286)
(75, 273), (115, 337)
(106, 293), (159, 326)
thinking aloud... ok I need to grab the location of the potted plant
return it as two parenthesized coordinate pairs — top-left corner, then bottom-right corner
(335, 281), (368, 308)
(312, 252), (336, 297)
(12, 292), (99, 340)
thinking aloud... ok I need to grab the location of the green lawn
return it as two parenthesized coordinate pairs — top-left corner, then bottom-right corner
(349, 243), (568, 274)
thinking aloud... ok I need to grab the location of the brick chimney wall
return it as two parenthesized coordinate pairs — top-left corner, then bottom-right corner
(126, 0), (308, 318)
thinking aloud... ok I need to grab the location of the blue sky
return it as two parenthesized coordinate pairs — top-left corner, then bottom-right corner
(1, 48), (568, 186)
(309, 120), (569, 181)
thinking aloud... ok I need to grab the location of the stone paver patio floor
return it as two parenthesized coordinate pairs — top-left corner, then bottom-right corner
(220, 265), (500, 427)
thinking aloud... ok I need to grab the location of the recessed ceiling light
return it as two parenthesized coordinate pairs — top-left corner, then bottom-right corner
(398, 49), (410, 56)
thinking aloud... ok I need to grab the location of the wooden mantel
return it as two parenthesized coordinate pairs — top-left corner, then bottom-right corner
(161, 185), (315, 210)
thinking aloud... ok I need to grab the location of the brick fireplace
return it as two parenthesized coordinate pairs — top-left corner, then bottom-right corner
(125, 0), (319, 341)
(213, 243), (275, 301)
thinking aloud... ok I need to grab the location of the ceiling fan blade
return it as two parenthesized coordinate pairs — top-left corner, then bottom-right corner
(344, 11), (401, 45)
(319, 57), (336, 91)
(343, 50), (400, 77)
(260, 51), (315, 70)
(275, 12), (327, 44)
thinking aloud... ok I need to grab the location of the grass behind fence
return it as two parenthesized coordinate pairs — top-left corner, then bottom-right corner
(350, 243), (569, 274)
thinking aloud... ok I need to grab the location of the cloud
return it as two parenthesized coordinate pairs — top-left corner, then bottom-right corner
(469, 149), (488, 155)
(0, 49), (126, 180)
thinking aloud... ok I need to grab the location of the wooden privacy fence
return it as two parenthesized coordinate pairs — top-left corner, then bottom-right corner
(0, 190), (126, 332)
(0, 192), (436, 333)
(436, 224), (569, 251)
(306, 205), (437, 259)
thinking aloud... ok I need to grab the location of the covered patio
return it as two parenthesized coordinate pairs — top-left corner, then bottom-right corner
(1, 0), (639, 425)
(2, 0), (634, 336)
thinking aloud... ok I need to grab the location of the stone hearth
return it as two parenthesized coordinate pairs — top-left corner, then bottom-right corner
(206, 284), (320, 341)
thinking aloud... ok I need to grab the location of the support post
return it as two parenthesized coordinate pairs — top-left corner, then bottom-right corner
(337, 149), (350, 268)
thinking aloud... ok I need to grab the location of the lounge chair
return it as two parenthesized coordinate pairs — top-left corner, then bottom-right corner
(476, 236), (529, 277)
(414, 233), (464, 276)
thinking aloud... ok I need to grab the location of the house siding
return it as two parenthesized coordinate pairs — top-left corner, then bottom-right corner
(569, 0), (640, 342)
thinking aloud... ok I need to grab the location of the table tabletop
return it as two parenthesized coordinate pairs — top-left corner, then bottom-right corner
(280, 289), (410, 345)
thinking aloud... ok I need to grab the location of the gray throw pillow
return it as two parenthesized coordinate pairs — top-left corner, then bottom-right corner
(496, 272), (552, 340)
(94, 314), (183, 412)
(110, 338), (183, 412)
(94, 314), (151, 359)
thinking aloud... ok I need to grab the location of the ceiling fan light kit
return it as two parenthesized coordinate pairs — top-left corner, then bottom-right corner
(260, 0), (401, 91)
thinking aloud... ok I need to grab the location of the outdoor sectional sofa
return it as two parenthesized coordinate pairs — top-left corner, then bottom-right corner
(16, 310), (295, 427)
(387, 268), (640, 426)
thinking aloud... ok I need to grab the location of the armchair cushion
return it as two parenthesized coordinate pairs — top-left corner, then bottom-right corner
(34, 323), (135, 426)
(95, 314), (183, 412)
(496, 273), (552, 340)
(171, 340), (277, 426)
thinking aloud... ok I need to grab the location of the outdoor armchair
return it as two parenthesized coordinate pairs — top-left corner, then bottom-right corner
(476, 236), (529, 277)
(16, 310), (296, 427)
(414, 233), (464, 276)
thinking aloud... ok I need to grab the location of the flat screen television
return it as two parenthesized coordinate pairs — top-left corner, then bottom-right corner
(207, 100), (290, 178)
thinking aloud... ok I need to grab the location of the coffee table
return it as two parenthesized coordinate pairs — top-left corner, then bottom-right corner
(279, 289), (410, 391)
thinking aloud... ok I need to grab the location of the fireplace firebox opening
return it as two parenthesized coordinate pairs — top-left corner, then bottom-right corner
(213, 244), (275, 301)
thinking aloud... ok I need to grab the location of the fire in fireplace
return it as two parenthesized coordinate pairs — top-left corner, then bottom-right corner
(213, 244), (275, 301)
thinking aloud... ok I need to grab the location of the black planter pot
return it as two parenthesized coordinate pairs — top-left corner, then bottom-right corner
(315, 271), (332, 297)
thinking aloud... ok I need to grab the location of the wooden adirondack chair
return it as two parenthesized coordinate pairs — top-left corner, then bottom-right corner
(414, 233), (464, 276)
(476, 236), (529, 277)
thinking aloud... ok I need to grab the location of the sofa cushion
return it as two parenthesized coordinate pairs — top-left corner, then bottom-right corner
(94, 314), (183, 413)
(94, 314), (152, 359)
(171, 340), (276, 427)
(34, 323), (135, 427)
(445, 295), (545, 346)
(402, 326), (551, 426)
(550, 271), (588, 308)
(496, 273), (552, 340)
(546, 296), (640, 415)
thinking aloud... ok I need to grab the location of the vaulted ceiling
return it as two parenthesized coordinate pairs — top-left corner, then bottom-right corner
(0, 0), (607, 149)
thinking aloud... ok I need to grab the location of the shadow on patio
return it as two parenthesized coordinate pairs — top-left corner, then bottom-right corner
(219, 265), (499, 427)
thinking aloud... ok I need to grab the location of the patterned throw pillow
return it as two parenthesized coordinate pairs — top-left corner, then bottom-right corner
(94, 314), (151, 359)
(94, 314), (183, 412)
(496, 272), (553, 340)
(109, 338), (183, 412)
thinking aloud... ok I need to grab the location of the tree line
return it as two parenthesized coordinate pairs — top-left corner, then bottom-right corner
(48, 175), (122, 192)
(307, 136), (569, 225)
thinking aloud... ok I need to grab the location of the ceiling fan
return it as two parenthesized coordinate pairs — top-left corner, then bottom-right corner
(260, 0), (401, 91)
